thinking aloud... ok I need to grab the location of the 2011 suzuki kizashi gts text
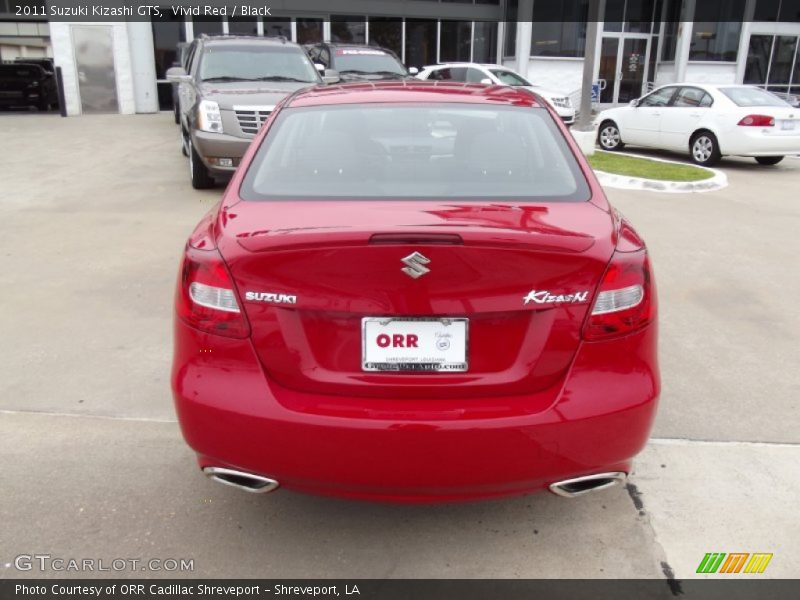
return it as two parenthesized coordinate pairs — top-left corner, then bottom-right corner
(172, 81), (659, 502)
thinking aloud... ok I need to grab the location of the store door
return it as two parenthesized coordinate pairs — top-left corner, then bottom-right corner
(72, 25), (119, 114)
(598, 35), (650, 105)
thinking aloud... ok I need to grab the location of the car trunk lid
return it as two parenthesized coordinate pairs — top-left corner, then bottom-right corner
(219, 200), (615, 398)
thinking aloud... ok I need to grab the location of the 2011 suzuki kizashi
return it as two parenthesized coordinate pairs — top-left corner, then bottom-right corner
(172, 81), (659, 502)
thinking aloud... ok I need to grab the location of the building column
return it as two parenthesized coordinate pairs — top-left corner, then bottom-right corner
(126, 21), (158, 114)
(514, 0), (533, 77)
(674, 0), (695, 82)
(736, 0), (757, 83)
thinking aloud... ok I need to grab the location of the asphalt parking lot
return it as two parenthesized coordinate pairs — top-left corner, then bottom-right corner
(1, 113), (798, 581)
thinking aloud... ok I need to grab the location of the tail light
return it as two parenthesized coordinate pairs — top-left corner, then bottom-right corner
(583, 249), (656, 341)
(176, 245), (250, 338)
(737, 115), (775, 127)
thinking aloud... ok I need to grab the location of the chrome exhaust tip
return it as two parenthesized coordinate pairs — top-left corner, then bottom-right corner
(202, 467), (279, 494)
(549, 472), (627, 498)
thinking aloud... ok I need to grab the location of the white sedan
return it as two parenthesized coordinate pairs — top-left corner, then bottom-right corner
(416, 63), (576, 124)
(596, 84), (800, 166)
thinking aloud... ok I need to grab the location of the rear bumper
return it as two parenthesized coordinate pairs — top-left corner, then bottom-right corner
(722, 128), (800, 156)
(172, 319), (659, 502)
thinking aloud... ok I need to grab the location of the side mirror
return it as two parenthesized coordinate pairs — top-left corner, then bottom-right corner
(480, 78), (493, 85)
(322, 69), (340, 84)
(629, 99), (639, 107)
(408, 66), (419, 75)
(166, 66), (191, 83)
(314, 63), (325, 73)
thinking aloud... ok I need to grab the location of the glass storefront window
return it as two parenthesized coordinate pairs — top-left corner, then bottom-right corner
(754, 0), (800, 22)
(263, 18), (291, 39)
(604, 0), (625, 32)
(192, 18), (223, 38)
(331, 17), (366, 44)
(440, 21), (472, 62)
(624, 0), (655, 33)
(744, 33), (800, 103)
(503, 0), (518, 57)
(473, 22), (498, 63)
(405, 19), (437, 69)
(660, 0), (681, 61)
(689, 0), (745, 61)
(603, 0), (655, 34)
(296, 18), (323, 44)
(770, 36), (799, 84)
(227, 18), (257, 36)
(369, 18), (403, 58)
(745, 35), (774, 84)
(531, 0), (589, 57)
(151, 11), (185, 110)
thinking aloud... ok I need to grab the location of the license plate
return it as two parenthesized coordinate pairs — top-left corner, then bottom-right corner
(362, 317), (468, 372)
(781, 120), (795, 130)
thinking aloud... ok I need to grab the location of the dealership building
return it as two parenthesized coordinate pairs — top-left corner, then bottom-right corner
(2, 0), (799, 115)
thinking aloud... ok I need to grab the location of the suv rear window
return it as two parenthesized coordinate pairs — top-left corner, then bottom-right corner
(240, 104), (590, 202)
(720, 87), (789, 107)
(333, 49), (407, 76)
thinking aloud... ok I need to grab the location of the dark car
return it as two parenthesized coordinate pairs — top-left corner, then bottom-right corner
(0, 63), (58, 111)
(13, 57), (55, 74)
(304, 43), (416, 82)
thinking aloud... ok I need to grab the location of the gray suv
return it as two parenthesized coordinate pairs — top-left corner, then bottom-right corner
(168, 35), (323, 189)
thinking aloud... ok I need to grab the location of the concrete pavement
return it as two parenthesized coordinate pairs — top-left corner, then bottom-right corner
(0, 113), (797, 580)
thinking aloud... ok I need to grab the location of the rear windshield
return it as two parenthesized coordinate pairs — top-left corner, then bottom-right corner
(490, 69), (530, 86)
(333, 49), (407, 76)
(240, 104), (590, 202)
(0, 65), (43, 79)
(720, 87), (790, 107)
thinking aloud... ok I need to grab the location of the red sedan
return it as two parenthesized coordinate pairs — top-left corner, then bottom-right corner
(172, 81), (659, 502)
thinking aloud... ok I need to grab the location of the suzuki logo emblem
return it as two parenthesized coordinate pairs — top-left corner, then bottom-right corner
(401, 251), (431, 279)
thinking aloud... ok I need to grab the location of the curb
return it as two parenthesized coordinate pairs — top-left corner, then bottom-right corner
(593, 150), (728, 194)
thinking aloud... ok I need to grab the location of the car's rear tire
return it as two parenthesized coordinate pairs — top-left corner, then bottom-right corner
(180, 128), (189, 157)
(188, 139), (214, 190)
(174, 104), (180, 125)
(755, 156), (784, 166)
(690, 131), (721, 166)
(598, 121), (624, 151)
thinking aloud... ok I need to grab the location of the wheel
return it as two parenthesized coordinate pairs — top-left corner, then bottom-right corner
(755, 156), (783, 166)
(180, 128), (189, 157)
(174, 103), (180, 125)
(690, 132), (721, 166)
(188, 139), (214, 189)
(598, 121), (624, 151)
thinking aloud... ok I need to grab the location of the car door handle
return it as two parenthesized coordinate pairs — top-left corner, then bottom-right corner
(652, 112), (661, 117)
(689, 113), (700, 117)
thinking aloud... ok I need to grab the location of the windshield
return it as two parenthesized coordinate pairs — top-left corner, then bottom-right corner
(334, 49), (407, 76)
(199, 45), (320, 83)
(241, 104), (589, 202)
(720, 87), (790, 107)
(490, 69), (531, 87)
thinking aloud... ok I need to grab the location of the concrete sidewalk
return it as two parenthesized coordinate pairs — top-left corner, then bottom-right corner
(0, 113), (797, 581)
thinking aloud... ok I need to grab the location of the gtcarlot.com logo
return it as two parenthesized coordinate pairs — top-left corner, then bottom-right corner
(696, 552), (773, 574)
(12, 554), (194, 572)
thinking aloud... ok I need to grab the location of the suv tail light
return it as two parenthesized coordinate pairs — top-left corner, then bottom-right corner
(176, 246), (250, 338)
(583, 249), (655, 341)
(737, 115), (775, 127)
